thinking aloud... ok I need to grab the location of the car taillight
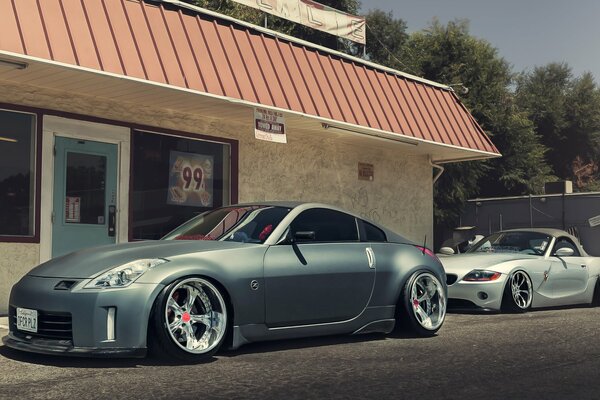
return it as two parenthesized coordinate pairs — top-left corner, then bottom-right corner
(414, 245), (441, 263)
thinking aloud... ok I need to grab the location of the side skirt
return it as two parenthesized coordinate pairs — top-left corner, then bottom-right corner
(229, 306), (395, 350)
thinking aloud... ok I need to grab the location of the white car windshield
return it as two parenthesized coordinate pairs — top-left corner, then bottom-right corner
(467, 231), (551, 255)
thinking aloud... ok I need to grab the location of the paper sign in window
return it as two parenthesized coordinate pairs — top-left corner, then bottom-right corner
(167, 151), (214, 207)
(65, 196), (81, 223)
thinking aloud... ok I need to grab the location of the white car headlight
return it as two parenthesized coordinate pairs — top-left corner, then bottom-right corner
(85, 258), (169, 289)
(462, 269), (502, 282)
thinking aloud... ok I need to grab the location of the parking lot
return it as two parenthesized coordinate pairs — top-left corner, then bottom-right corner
(1, 307), (599, 400)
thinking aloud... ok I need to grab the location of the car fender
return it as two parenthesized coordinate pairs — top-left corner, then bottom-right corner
(138, 246), (269, 326)
(367, 243), (446, 308)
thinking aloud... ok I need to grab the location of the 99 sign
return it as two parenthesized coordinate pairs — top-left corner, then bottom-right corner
(182, 166), (204, 190)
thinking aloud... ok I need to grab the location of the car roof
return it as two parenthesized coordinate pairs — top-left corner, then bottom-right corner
(501, 228), (575, 239)
(498, 228), (587, 255)
(232, 201), (305, 209)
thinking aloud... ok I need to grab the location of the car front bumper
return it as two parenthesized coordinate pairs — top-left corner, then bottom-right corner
(2, 275), (164, 357)
(447, 276), (507, 311)
(2, 333), (146, 357)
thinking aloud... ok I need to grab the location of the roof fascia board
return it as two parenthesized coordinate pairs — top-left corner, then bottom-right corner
(0, 50), (498, 160)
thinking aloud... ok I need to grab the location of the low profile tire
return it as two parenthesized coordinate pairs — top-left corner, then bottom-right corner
(396, 271), (446, 336)
(149, 277), (228, 362)
(591, 279), (600, 307)
(501, 270), (533, 313)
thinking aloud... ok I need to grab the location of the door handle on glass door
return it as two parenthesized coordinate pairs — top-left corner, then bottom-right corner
(108, 205), (116, 237)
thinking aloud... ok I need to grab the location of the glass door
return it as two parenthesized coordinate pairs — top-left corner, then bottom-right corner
(52, 137), (118, 258)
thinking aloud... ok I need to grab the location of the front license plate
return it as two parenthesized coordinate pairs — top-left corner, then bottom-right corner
(16, 307), (38, 333)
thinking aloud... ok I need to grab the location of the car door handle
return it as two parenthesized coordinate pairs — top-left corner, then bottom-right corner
(366, 247), (376, 269)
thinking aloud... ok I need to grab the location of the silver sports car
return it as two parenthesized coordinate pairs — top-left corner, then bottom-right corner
(441, 228), (600, 312)
(3, 202), (447, 361)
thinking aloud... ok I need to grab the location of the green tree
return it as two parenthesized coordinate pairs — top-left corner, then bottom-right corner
(516, 65), (600, 189)
(363, 10), (408, 70)
(402, 20), (552, 224)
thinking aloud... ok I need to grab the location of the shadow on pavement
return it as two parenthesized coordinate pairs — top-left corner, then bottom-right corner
(0, 329), (434, 366)
(0, 343), (217, 368)
(223, 330), (438, 357)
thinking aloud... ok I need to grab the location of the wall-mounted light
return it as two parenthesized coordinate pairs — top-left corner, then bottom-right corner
(321, 123), (418, 146)
(0, 136), (17, 143)
(0, 58), (28, 70)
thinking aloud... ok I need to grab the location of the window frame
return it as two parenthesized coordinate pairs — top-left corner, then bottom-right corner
(551, 236), (581, 257)
(129, 128), (237, 241)
(0, 106), (42, 243)
(290, 208), (361, 244)
(358, 219), (387, 243)
(0, 102), (239, 244)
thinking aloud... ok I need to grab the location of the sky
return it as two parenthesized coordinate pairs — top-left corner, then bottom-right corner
(359, 0), (600, 80)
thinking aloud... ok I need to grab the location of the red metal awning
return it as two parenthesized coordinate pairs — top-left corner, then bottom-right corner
(0, 0), (499, 157)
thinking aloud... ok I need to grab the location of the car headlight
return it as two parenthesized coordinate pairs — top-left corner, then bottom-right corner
(462, 269), (502, 282)
(85, 258), (169, 289)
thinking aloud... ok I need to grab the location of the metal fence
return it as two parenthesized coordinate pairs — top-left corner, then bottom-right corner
(447, 192), (600, 256)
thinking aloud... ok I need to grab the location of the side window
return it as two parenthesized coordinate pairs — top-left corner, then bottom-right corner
(363, 221), (387, 242)
(291, 208), (359, 242)
(552, 237), (580, 256)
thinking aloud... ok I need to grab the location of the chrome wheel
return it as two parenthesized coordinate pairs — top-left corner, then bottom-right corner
(409, 272), (446, 331)
(510, 271), (533, 310)
(164, 278), (227, 354)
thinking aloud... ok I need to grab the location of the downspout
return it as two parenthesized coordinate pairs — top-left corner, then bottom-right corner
(430, 156), (445, 184)
(430, 157), (445, 252)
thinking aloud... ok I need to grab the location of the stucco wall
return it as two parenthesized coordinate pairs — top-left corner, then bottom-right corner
(0, 81), (433, 313)
(238, 132), (432, 240)
(0, 243), (39, 314)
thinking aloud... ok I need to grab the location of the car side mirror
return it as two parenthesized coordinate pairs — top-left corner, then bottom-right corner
(554, 247), (574, 257)
(294, 231), (316, 241)
(439, 247), (455, 255)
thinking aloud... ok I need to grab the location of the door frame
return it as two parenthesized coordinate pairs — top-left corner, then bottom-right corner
(40, 115), (130, 263)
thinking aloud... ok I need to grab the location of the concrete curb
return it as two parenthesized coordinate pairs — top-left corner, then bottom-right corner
(0, 316), (8, 330)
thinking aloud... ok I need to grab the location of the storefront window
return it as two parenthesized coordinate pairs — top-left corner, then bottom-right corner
(0, 109), (36, 237)
(131, 130), (231, 240)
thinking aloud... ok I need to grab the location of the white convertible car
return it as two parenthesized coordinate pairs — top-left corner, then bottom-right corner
(440, 229), (600, 312)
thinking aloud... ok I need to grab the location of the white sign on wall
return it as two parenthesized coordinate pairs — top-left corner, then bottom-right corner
(230, 0), (366, 44)
(254, 108), (287, 143)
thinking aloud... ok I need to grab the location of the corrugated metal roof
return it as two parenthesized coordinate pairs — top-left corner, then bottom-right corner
(0, 0), (499, 155)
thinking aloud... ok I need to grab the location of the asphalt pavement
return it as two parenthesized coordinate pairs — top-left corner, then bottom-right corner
(1, 307), (600, 400)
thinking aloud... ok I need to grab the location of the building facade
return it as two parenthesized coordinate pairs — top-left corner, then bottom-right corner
(0, 0), (499, 313)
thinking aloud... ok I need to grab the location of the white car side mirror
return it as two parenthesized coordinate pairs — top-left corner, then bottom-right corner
(439, 247), (455, 255)
(555, 247), (575, 257)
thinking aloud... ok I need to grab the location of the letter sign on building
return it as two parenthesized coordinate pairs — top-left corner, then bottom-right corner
(358, 162), (374, 181)
(230, 0), (366, 44)
(254, 108), (287, 143)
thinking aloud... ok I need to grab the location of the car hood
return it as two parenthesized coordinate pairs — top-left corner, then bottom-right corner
(28, 240), (255, 279)
(440, 252), (539, 276)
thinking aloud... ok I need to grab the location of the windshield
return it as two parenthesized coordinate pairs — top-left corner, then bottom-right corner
(162, 206), (291, 244)
(467, 231), (551, 255)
